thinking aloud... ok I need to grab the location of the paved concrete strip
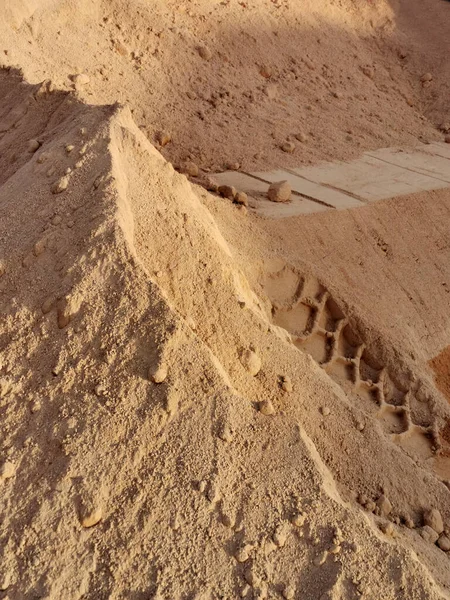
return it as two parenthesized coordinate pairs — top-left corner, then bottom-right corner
(366, 147), (450, 183)
(213, 171), (271, 196)
(213, 171), (327, 217)
(251, 169), (364, 209)
(256, 196), (329, 218)
(420, 142), (450, 161)
(212, 143), (450, 219)
(290, 155), (448, 201)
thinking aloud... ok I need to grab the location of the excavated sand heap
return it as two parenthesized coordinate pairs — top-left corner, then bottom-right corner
(1, 0), (450, 598)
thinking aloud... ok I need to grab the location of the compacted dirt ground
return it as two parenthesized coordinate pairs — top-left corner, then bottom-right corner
(0, 1), (450, 599)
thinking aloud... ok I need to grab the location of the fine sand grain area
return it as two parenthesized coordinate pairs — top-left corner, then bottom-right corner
(1, 1), (450, 599)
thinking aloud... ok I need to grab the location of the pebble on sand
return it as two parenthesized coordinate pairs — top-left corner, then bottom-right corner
(28, 139), (41, 153)
(218, 184), (237, 200)
(259, 65), (273, 79)
(423, 508), (444, 534)
(0, 461), (16, 481)
(79, 506), (103, 528)
(437, 534), (450, 552)
(376, 494), (392, 517)
(420, 72), (433, 83)
(267, 180), (291, 203)
(280, 141), (295, 154)
(294, 132), (308, 143)
(218, 423), (233, 443)
(182, 161), (200, 177)
(259, 399), (275, 416)
(149, 365), (168, 384)
(420, 525), (439, 544)
(235, 191), (248, 206)
(0, 260), (6, 277)
(313, 550), (328, 566)
(240, 348), (261, 376)
(158, 131), (172, 147)
(235, 544), (252, 563)
(292, 512), (306, 527)
(51, 175), (70, 194)
(72, 73), (90, 86)
(197, 45), (212, 61)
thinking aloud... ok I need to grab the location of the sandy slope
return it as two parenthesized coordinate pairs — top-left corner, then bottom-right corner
(1, 0), (450, 598)
(1, 0), (449, 174)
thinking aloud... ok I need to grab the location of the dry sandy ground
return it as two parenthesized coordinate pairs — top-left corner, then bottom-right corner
(1, 1), (450, 599)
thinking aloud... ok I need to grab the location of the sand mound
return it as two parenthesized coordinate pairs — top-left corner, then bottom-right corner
(1, 0), (450, 597)
(1, 66), (450, 599)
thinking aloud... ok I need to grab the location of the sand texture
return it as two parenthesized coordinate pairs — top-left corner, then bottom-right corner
(1, 1), (450, 599)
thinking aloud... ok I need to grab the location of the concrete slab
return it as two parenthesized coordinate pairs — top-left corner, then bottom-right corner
(421, 142), (450, 161)
(211, 142), (450, 219)
(366, 147), (450, 183)
(255, 196), (328, 218)
(290, 155), (448, 201)
(251, 169), (364, 209)
(213, 170), (328, 217)
(213, 171), (269, 197)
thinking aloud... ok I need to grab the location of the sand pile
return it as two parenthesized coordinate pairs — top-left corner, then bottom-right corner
(1, 0), (450, 598)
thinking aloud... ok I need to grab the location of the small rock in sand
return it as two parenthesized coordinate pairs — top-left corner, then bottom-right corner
(203, 176), (219, 192)
(243, 567), (260, 586)
(313, 550), (328, 566)
(218, 185), (237, 200)
(259, 399), (275, 416)
(0, 570), (12, 591)
(404, 516), (415, 529)
(420, 525), (439, 544)
(72, 73), (90, 87)
(240, 348), (261, 376)
(218, 423), (233, 443)
(149, 365), (168, 384)
(267, 181), (291, 203)
(294, 132), (308, 143)
(0, 461), (16, 481)
(281, 375), (293, 393)
(197, 45), (212, 61)
(259, 65), (273, 79)
(445, 135), (450, 144)
(158, 131), (172, 147)
(376, 494), (392, 517)
(28, 139), (41, 153)
(292, 512), (306, 527)
(420, 72), (433, 83)
(181, 161), (199, 177)
(235, 192), (248, 206)
(79, 505), (103, 528)
(51, 175), (70, 194)
(225, 161), (240, 171)
(235, 544), (252, 563)
(280, 141), (295, 154)
(437, 534), (450, 552)
(380, 522), (394, 536)
(273, 524), (289, 547)
(423, 508), (444, 534)
(0, 260), (6, 277)
(320, 406), (331, 417)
